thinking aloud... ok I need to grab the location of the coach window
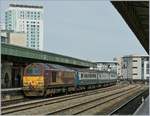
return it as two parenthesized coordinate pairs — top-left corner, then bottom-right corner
(99, 74), (101, 78)
(84, 74), (86, 78)
(81, 74), (83, 78)
(86, 74), (88, 78)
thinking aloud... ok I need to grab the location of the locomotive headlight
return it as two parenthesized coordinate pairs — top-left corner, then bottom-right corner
(38, 81), (43, 85)
(38, 82), (42, 84)
(23, 82), (28, 85)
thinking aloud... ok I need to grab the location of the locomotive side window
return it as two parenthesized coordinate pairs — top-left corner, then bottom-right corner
(52, 72), (56, 82)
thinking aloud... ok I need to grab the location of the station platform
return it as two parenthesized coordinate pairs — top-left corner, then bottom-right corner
(134, 96), (149, 115)
(1, 87), (24, 101)
(1, 87), (22, 92)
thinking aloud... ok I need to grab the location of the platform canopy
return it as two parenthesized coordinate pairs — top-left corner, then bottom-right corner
(112, 1), (149, 54)
(1, 43), (96, 68)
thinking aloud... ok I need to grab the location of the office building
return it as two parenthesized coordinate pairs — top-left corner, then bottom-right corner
(113, 57), (123, 79)
(5, 4), (43, 50)
(116, 55), (149, 80)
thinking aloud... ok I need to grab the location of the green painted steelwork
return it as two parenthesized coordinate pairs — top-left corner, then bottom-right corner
(1, 43), (96, 67)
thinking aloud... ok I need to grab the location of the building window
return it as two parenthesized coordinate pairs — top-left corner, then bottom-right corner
(146, 77), (149, 80)
(146, 64), (149, 74)
(133, 60), (137, 62)
(142, 63), (144, 68)
(132, 67), (137, 69)
(1, 36), (7, 43)
(133, 73), (137, 75)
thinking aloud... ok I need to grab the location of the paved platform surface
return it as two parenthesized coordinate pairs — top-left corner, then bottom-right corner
(134, 96), (149, 115)
(1, 88), (22, 92)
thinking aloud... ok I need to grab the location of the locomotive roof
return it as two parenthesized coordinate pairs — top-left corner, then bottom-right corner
(44, 63), (75, 72)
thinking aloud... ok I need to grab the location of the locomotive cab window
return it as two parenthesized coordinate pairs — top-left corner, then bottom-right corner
(25, 64), (42, 76)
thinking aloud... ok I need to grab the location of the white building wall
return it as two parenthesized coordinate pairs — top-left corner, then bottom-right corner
(114, 57), (122, 78)
(132, 57), (141, 79)
(138, 58), (142, 79)
(144, 61), (149, 80)
(121, 55), (149, 80)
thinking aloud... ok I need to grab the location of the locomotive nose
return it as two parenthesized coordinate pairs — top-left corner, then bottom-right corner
(29, 82), (35, 89)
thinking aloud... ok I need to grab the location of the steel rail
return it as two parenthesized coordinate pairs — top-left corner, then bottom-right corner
(74, 86), (142, 115)
(109, 87), (148, 115)
(48, 85), (140, 115)
(1, 85), (125, 115)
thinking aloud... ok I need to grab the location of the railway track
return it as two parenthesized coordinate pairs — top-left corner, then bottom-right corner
(2, 98), (30, 106)
(1, 84), (125, 115)
(1, 84), (143, 115)
(109, 87), (149, 115)
(48, 85), (142, 115)
(1, 84), (119, 107)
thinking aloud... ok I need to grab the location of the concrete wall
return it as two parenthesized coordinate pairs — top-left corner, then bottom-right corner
(144, 61), (149, 80)
(121, 55), (149, 80)
(1, 62), (13, 88)
(0, 30), (27, 47)
(1, 62), (25, 88)
(132, 57), (141, 79)
(9, 32), (26, 47)
(122, 57), (132, 79)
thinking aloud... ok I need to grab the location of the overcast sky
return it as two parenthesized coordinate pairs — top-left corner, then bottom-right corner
(0, 0), (147, 62)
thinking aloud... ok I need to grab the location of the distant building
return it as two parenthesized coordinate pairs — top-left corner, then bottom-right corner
(0, 22), (5, 30)
(0, 30), (26, 47)
(95, 61), (118, 73)
(1, 30), (8, 43)
(5, 4), (43, 50)
(116, 55), (149, 80)
(113, 57), (123, 79)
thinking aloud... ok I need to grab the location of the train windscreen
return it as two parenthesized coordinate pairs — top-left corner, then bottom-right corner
(25, 64), (42, 76)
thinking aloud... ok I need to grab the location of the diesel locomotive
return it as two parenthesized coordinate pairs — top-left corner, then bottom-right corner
(23, 63), (117, 96)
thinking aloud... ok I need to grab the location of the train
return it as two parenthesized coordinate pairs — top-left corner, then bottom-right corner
(23, 63), (117, 96)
